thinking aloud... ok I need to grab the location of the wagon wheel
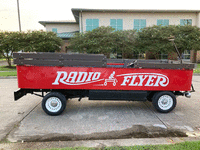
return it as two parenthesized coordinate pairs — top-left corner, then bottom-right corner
(152, 91), (176, 113)
(42, 92), (67, 116)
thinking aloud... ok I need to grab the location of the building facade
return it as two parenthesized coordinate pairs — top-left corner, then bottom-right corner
(39, 8), (200, 62)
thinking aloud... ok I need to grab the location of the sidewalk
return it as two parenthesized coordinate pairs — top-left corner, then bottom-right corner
(1, 137), (200, 150)
(0, 79), (41, 141)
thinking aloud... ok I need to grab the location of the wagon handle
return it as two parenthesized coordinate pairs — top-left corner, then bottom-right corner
(169, 38), (182, 64)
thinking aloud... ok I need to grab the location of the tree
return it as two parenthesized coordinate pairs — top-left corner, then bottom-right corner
(135, 25), (200, 59)
(174, 25), (200, 62)
(69, 26), (137, 58)
(112, 30), (137, 58)
(23, 31), (63, 52)
(0, 31), (63, 66)
(0, 31), (24, 67)
(69, 26), (115, 57)
(135, 25), (175, 59)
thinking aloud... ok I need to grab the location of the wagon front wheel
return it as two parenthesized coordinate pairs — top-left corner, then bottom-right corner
(152, 91), (176, 113)
(42, 92), (66, 116)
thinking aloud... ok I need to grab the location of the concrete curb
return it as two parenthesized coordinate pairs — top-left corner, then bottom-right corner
(0, 76), (17, 79)
(0, 137), (200, 150)
(193, 73), (200, 76)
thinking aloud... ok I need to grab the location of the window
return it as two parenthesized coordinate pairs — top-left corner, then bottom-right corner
(110, 19), (123, 31)
(160, 53), (168, 59)
(180, 19), (192, 26)
(134, 19), (146, 31)
(157, 19), (169, 26)
(52, 28), (57, 33)
(86, 19), (99, 31)
(182, 50), (190, 60)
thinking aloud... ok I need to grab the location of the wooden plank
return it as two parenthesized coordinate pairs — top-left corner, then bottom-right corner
(13, 52), (107, 67)
(134, 62), (194, 69)
(14, 59), (106, 67)
(13, 53), (61, 59)
(13, 53), (106, 61)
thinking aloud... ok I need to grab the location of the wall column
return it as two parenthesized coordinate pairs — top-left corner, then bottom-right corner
(197, 13), (200, 27)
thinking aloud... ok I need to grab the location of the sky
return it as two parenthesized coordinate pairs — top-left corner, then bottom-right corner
(1, 0), (200, 31)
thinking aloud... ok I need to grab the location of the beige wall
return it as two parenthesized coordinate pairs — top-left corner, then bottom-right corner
(80, 12), (199, 32)
(46, 24), (79, 33)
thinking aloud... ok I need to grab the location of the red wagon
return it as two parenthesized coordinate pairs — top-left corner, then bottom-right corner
(14, 53), (195, 116)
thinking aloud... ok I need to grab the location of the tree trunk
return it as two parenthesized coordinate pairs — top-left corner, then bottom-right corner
(105, 53), (110, 58)
(7, 58), (12, 67)
(190, 50), (197, 63)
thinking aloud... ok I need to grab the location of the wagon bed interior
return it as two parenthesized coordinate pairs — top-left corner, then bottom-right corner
(13, 52), (195, 70)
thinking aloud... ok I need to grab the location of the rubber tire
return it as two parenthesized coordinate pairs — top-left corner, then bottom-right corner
(42, 92), (66, 116)
(152, 91), (176, 113)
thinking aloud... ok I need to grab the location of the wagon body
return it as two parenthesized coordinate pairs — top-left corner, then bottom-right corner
(13, 53), (195, 115)
(17, 65), (193, 91)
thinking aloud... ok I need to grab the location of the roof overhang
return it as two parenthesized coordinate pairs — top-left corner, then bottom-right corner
(39, 21), (78, 27)
(72, 8), (200, 22)
(40, 8), (200, 26)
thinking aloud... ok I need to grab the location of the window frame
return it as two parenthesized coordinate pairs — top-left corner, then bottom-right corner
(157, 19), (169, 26)
(86, 19), (99, 31)
(52, 28), (57, 33)
(110, 19), (123, 31)
(180, 19), (192, 26)
(133, 19), (146, 31)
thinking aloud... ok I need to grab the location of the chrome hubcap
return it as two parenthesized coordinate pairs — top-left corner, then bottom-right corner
(45, 97), (62, 112)
(158, 95), (173, 110)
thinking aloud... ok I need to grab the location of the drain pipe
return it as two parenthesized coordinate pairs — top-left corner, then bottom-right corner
(81, 10), (83, 33)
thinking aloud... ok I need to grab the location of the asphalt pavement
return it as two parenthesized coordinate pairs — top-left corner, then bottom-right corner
(0, 76), (200, 149)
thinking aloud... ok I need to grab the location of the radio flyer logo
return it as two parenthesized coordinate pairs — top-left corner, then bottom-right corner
(117, 73), (169, 87)
(52, 71), (104, 85)
(52, 71), (169, 87)
(104, 71), (118, 86)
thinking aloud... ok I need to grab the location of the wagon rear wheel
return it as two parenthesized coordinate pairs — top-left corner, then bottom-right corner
(42, 92), (66, 116)
(152, 91), (176, 113)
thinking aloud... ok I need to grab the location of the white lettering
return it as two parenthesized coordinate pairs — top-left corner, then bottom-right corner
(76, 72), (88, 83)
(159, 76), (167, 87)
(154, 76), (168, 87)
(129, 76), (138, 86)
(92, 72), (101, 80)
(86, 72), (94, 82)
(66, 72), (77, 83)
(121, 76), (131, 86)
(145, 75), (157, 86)
(138, 75), (148, 86)
(52, 71), (67, 85)
(52, 71), (102, 85)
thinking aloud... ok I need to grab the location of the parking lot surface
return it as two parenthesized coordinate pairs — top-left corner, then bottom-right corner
(0, 76), (200, 143)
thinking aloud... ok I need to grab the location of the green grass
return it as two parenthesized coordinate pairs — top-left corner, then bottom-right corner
(0, 65), (16, 71)
(194, 63), (200, 74)
(0, 71), (17, 76)
(39, 140), (200, 150)
(40, 141), (200, 150)
(0, 58), (13, 61)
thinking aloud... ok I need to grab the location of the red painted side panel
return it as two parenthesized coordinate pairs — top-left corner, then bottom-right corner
(17, 66), (193, 91)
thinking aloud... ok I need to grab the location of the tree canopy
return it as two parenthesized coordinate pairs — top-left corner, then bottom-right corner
(136, 25), (200, 59)
(0, 31), (62, 66)
(69, 26), (137, 58)
(69, 25), (200, 60)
